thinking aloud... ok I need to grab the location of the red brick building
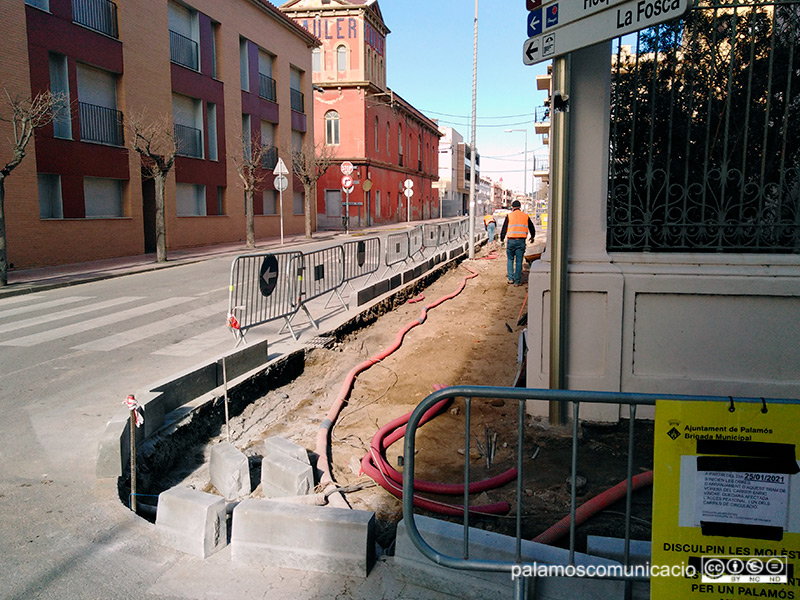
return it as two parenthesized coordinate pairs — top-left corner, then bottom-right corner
(280, 0), (440, 230)
(2, 0), (318, 269)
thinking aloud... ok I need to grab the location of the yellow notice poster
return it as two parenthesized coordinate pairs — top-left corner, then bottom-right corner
(652, 400), (800, 600)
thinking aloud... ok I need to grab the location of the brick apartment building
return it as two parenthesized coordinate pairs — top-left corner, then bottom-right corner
(1, 0), (318, 269)
(280, 0), (440, 230)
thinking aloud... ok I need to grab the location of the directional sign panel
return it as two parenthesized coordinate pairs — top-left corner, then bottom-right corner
(523, 0), (689, 66)
(258, 254), (279, 297)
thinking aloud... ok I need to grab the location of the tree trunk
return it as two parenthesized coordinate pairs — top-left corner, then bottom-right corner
(154, 172), (167, 263)
(245, 188), (255, 248)
(0, 176), (6, 286)
(304, 182), (314, 239)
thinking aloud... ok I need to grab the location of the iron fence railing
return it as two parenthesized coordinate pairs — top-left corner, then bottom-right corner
(72, 0), (118, 38)
(402, 386), (800, 600)
(532, 156), (549, 172)
(169, 29), (199, 71)
(608, 0), (800, 253)
(259, 73), (277, 102)
(78, 101), (123, 146)
(174, 123), (202, 158)
(290, 88), (304, 113)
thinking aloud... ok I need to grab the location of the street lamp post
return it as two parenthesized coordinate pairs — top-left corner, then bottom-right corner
(505, 128), (528, 206)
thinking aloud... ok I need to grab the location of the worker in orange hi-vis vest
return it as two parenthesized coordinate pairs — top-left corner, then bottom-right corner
(483, 213), (497, 247)
(499, 200), (536, 286)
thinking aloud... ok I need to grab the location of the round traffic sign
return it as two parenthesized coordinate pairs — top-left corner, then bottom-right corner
(341, 175), (353, 189)
(403, 178), (414, 189)
(340, 161), (354, 175)
(362, 179), (373, 192)
(258, 254), (279, 297)
(274, 175), (289, 191)
(404, 188), (414, 198)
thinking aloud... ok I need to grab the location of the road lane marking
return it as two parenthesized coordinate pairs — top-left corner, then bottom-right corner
(0, 297), (142, 335)
(73, 300), (228, 351)
(0, 296), (93, 319)
(0, 297), (194, 347)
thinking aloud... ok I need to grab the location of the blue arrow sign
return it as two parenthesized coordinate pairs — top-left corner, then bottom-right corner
(527, 8), (543, 37)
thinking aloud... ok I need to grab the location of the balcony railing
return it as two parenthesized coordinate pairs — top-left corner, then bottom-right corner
(290, 88), (304, 113)
(174, 123), (203, 158)
(534, 106), (550, 123)
(259, 74), (277, 102)
(533, 157), (550, 171)
(169, 30), (199, 71)
(72, 0), (118, 38)
(78, 101), (123, 146)
(261, 145), (278, 170)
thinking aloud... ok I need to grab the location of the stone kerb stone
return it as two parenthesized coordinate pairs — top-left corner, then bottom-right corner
(260, 436), (314, 498)
(155, 487), (227, 559)
(231, 499), (376, 577)
(209, 441), (251, 500)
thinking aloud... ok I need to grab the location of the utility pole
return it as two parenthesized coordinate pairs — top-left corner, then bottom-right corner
(468, 0), (478, 258)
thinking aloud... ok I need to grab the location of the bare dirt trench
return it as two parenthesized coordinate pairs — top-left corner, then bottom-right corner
(156, 241), (654, 552)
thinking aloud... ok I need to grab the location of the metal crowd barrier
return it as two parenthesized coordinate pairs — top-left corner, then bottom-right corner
(402, 386), (798, 600)
(423, 224), (440, 255)
(283, 246), (345, 335)
(408, 226), (425, 260)
(383, 230), (411, 277)
(341, 237), (381, 290)
(228, 250), (304, 345)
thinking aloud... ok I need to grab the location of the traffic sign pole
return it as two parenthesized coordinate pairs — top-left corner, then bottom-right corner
(273, 158), (290, 245)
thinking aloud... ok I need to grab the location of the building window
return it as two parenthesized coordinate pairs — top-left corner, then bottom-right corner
(176, 183), (206, 216)
(84, 177), (123, 217)
(239, 37), (250, 91)
(260, 120), (277, 169)
(168, 1), (199, 71)
(398, 124), (403, 166)
(292, 130), (303, 155)
(77, 63), (123, 146)
(207, 103), (218, 161)
(38, 174), (62, 219)
(336, 45), (348, 72)
(25, 0), (49, 11)
(217, 186), (225, 215)
(325, 111), (339, 146)
(49, 53), (71, 139)
(376, 190), (381, 217)
(241, 113), (252, 159)
(290, 67), (304, 113)
(293, 191), (304, 215)
(211, 21), (220, 78)
(386, 122), (390, 154)
(173, 93), (203, 158)
(262, 189), (277, 215)
(72, 0), (119, 38)
(312, 48), (321, 73)
(258, 50), (276, 101)
(375, 117), (379, 152)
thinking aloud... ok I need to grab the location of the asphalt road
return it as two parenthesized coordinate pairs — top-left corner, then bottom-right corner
(0, 226), (472, 600)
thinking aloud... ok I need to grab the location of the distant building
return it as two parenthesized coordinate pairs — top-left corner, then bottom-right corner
(281, 0), (441, 229)
(2, 0), (318, 269)
(433, 126), (480, 218)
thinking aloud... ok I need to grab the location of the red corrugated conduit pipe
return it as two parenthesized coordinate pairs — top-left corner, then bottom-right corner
(315, 265), (516, 514)
(532, 470), (654, 545)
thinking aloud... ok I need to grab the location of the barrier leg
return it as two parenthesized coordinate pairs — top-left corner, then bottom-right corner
(279, 316), (299, 341)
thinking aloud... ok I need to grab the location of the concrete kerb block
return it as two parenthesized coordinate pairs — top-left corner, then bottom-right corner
(210, 441), (251, 500)
(394, 515), (624, 600)
(152, 362), (218, 414)
(216, 338), (269, 384)
(156, 487), (227, 559)
(231, 499), (376, 577)
(260, 439), (314, 498)
(96, 409), (131, 479)
(263, 436), (310, 465)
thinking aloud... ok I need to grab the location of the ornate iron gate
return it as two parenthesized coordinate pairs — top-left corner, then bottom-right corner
(608, 1), (800, 253)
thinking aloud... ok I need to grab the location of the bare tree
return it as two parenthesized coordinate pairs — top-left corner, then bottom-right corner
(128, 111), (177, 263)
(0, 88), (61, 286)
(292, 142), (336, 239)
(232, 133), (275, 249)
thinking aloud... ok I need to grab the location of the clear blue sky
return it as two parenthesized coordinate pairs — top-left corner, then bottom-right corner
(379, 1), (551, 195)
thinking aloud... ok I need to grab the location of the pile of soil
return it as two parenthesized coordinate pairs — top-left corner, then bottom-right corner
(173, 244), (654, 552)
